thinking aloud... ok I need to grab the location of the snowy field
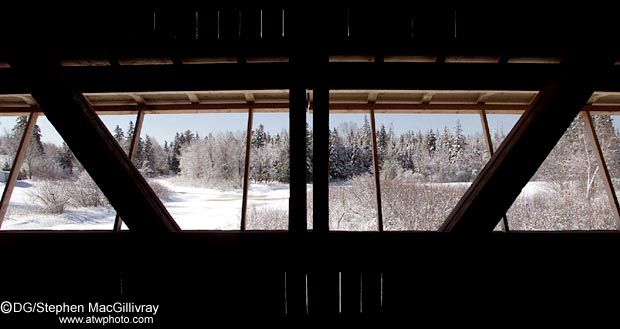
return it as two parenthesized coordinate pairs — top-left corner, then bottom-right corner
(0, 179), (293, 230)
(0, 178), (559, 231)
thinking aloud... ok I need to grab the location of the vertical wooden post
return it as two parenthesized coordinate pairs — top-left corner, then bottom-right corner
(312, 87), (329, 233)
(0, 112), (38, 228)
(479, 110), (510, 232)
(581, 111), (620, 228)
(114, 110), (145, 231)
(340, 271), (361, 316)
(240, 107), (254, 230)
(289, 86), (307, 233)
(369, 107), (384, 232)
(361, 271), (382, 315)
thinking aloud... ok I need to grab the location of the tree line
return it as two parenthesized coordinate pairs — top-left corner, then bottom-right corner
(1, 115), (619, 190)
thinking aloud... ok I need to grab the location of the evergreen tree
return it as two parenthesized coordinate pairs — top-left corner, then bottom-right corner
(113, 125), (124, 143)
(450, 120), (467, 163)
(12, 116), (45, 178)
(55, 142), (74, 176)
(426, 129), (437, 157)
(168, 133), (182, 174)
(183, 130), (195, 145)
(128, 131), (145, 169)
(329, 128), (349, 180)
(275, 130), (290, 182)
(125, 121), (135, 153)
(142, 135), (155, 177)
(252, 124), (267, 148)
(377, 124), (389, 166)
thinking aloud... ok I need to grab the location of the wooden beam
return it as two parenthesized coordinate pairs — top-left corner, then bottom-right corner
(581, 111), (620, 228)
(313, 87), (329, 233)
(441, 53), (615, 232)
(369, 106), (384, 232)
(361, 271), (382, 314)
(587, 92), (611, 105)
(0, 63), (575, 94)
(127, 111), (146, 165)
(476, 92), (496, 104)
(0, 102), (533, 115)
(15, 95), (36, 106)
(367, 92), (378, 103)
(240, 107), (253, 231)
(0, 112), (38, 227)
(289, 86), (307, 233)
(341, 271), (361, 315)
(186, 93), (200, 104)
(244, 92), (255, 103)
(421, 93), (433, 104)
(128, 94), (145, 105)
(114, 110), (146, 231)
(6, 102), (620, 116)
(9, 54), (180, 232)
(479, 110), (510, 232)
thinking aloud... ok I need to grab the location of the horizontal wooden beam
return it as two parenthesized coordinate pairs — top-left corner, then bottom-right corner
(0, 102), (528, 114)
(7, 63), (620, 94)
(5, 102), (620, 116)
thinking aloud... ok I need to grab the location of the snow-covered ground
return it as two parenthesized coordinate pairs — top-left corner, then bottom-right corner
(0, 178), (554, 231)
(0, 179), (293, 230)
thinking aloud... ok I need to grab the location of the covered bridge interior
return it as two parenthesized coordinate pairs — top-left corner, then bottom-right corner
(0, 4), (619, 325)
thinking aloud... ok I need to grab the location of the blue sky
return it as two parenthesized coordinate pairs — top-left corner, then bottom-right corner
(0, 112), (560, 146)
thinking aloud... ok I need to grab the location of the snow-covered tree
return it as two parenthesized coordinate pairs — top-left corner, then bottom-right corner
(55, 142), (75, 176)
(306, 123), (313, 182)
(11, 116), (45, 179)
(252, 124), (267, 148)
(113, 125), (125, 152)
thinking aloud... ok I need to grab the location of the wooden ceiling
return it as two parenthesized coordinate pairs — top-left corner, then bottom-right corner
(1, 89), (619, 116)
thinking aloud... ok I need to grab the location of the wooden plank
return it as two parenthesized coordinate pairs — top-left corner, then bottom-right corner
(289, 86), (307, 233)
(114, 110), (145, 231)
(581, 111), (620, 228)
(369, 107), (384, 232)
(0, 62), (618, 94)
(128, 111), (146, 161)
(479, 110), (510, 232)
(240, 107), (253, 230)
(0, 63), (578, 95)
(313, 87), (329, 233)
(186, 93), (200, 104)
(307, 271), (339, 316)
(0, 103), (533, 115)
(286, 271), (307, 317)
(340, 271), (361, 315)
(0, 100), (572, 115)
(3, 231), (620, 323)
(9, 54), (179, 232)
(0, 112), (38, 227)
(361, 271), (382, 315)
(441, 53), (616, 232)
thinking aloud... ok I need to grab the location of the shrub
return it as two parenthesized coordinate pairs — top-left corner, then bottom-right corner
(246, 205), (288, 230)
(27, 180), (70, 213)
(148, 180), (173, 200)
(31, 157), (64, 180)
(67, 172), (108, 207)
